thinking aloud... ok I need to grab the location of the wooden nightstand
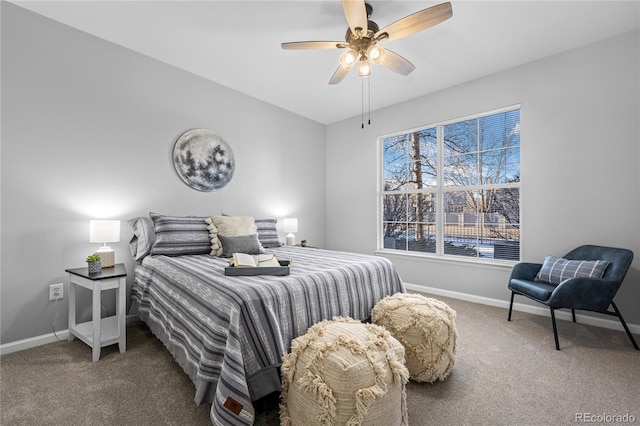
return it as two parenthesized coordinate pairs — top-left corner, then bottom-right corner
(65, 263), (127, 362)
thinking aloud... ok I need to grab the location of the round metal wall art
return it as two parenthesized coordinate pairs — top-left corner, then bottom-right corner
(172, 129), (235, 192)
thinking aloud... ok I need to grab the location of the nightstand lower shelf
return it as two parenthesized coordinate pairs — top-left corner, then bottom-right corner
(70, 316), (121, 348)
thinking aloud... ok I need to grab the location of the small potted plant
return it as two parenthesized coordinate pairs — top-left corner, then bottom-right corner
(86, 253), (102, 274)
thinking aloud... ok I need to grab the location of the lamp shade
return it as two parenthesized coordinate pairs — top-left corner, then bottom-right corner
(89, 220), (120, 243)
(283, 218), (298, 233)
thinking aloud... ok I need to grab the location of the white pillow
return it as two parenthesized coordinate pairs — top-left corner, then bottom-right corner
(205, 215), (258, 256)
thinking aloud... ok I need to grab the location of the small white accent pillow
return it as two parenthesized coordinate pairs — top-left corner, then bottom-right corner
(205, 215), (258, 256)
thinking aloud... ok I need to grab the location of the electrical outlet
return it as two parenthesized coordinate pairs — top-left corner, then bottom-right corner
(49, 283), (63, 301)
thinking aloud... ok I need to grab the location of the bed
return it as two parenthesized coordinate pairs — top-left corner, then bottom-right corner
(129, 214), (405, 425)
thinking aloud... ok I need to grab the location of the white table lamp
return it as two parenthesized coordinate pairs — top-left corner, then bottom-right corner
(90, 219), (120, 267)
(283, 218), (298, 246)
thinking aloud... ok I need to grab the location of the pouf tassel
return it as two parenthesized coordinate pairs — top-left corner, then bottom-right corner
(347, 384), (386, 426)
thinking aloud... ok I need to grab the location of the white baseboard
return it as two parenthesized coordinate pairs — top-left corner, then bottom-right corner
(404, 282), (640, 335)
(3, 289), (637, 356)
(0, 314), (140, 356)
(0, 330), (70, 356)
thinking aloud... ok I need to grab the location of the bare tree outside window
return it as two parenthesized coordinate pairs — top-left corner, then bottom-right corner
(381, 107), (520, 260)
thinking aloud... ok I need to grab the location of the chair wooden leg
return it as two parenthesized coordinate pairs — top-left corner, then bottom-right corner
(508, 292), (515, 321)
(571, 309), (576, 323)
(550, 308), (560, 350)
(611, 302), (639, 350)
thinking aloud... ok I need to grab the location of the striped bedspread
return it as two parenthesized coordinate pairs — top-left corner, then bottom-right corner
(132, 246), (405, 425)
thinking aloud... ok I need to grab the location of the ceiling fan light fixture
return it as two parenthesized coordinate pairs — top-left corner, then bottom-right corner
(358, 58), (371, 77)
(367, 45), (385, 64)
(340, 49), (359, 69)
(281, 1), (453, 87)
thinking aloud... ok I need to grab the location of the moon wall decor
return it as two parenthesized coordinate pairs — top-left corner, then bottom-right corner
(172, 129), (235, 191)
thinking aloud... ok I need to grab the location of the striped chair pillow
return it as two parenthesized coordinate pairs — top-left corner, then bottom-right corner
(534, 255), (609, 285)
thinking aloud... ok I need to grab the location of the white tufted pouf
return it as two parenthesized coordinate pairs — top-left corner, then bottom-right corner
(280, 317), (409, 426)
(372, 293), (457, 383)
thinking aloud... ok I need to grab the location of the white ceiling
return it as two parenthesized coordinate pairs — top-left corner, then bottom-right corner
(11, 1), (640, 124)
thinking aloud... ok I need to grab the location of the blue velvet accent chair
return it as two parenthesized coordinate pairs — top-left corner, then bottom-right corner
(507, 245), (638, 350)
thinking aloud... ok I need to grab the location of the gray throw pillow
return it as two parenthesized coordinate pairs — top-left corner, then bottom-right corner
(127, 216), (156, 260)
(218, 234), (264, 257)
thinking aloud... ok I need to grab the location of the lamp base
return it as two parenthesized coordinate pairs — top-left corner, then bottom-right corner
(286, 233), (296, 246)
(95, 247), (115, 267)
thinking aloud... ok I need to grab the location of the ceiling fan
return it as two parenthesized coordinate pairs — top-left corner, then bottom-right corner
(281, 0), (453, 85)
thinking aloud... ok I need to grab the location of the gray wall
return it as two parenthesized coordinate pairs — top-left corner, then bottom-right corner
(2, 3), (639, 347)
(326, 30), (640, 326)
(1, 3), (326, 344)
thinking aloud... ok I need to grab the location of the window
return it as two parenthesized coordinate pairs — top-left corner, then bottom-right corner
(379, 106), (520, 261)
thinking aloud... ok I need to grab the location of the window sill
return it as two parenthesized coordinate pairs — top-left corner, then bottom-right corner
(375, 249), (517, 271)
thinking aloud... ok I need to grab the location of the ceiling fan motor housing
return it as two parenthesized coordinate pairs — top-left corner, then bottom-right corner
(345, 1), (377, 41)
(344, 21), (380, 43)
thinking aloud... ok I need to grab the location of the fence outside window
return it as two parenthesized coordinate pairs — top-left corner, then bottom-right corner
(379, 106), (520, 261)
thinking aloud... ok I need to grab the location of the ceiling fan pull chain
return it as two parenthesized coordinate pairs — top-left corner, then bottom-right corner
(368, 76), (371, 126)
(361, 76), (372, 129)
(361, 76), (365, 129)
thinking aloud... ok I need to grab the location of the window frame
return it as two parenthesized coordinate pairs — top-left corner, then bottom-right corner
(376, 105), (521, 264)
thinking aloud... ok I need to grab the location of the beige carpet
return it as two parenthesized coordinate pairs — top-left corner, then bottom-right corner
(1, 292), (639, 425)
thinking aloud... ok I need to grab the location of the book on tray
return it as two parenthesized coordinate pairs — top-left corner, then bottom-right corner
(231, 253), (282, 268)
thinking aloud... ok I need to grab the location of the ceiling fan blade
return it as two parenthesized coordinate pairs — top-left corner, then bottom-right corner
(375, 2), (453, 43)
(341, 0), (368, 37)
(380, 49), (416, 76)
(281, 41), (348, 50)
(329, 65), (352, 85)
